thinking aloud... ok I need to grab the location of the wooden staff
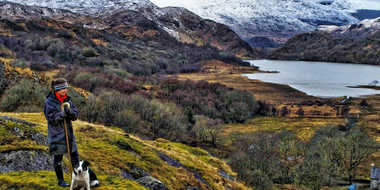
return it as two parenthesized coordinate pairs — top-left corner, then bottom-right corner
(61, 102), (72, 179)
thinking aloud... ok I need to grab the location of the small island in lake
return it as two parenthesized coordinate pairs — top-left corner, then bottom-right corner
(347, 85), (380, 91)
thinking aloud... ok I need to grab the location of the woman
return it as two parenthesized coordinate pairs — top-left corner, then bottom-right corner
(44, 78), (79, 187)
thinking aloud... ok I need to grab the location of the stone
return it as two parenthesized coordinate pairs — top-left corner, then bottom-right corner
(136, 176), (169, 190)
(0, 150), (54, 172)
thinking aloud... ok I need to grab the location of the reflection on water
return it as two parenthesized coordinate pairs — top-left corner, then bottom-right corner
(243, 60), (380, 98)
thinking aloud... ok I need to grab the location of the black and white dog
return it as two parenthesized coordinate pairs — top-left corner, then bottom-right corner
(70, 160), (99, 190)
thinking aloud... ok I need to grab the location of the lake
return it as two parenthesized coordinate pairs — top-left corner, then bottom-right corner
(243, 60), (380, 98)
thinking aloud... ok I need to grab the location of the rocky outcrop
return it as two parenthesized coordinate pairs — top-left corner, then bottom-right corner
(0, 150), (53, 172)
(122, 151), (237, 190)
(122, 166), (150, 180)
(1, 115), (38, 127)
(158, 151), (236, 188)
(122, 165), (169, 190)
(0, 116), (53, 173)
(136, 176), (170, 190)
(0, 116), (48, 146)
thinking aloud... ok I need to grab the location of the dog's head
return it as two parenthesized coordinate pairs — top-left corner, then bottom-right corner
(73, 160), (90, 177)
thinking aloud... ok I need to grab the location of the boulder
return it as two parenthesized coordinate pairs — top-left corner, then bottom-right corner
(136, 176), (169, 190)
(0, 150), (54, 172)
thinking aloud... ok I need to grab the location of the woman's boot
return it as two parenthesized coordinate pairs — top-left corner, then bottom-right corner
(54, 163), (69, 187)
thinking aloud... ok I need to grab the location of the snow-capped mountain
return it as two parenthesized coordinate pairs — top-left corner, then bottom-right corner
(1, 0), (370, 49)
(186, 0), (359, 44)
(1, 0), (156, 15)
(169, 0), (362, 47)
(318, 16), (380, 37)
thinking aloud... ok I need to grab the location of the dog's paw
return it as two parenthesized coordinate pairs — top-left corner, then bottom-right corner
(90, 180), (99, 187)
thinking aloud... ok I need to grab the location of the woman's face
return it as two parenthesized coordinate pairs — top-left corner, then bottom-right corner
(56, 88), (67, 97)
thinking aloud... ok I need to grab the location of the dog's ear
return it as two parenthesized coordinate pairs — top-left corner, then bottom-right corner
(83, 160), (90, 168)
(72, 158), (80, 168)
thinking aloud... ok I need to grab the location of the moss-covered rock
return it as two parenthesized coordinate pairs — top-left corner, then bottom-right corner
(136, 176), (169, 190)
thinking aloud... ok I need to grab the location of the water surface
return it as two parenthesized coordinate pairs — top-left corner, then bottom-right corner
(243, 60), (380, 98)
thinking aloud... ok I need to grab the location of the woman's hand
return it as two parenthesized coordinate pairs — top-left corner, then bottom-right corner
(64, 107), (75, 116)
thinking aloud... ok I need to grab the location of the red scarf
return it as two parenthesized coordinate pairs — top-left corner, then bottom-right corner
(55, 92), (67, 103)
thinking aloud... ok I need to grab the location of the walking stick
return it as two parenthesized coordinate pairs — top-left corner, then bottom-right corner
(61, 102), (72, 180)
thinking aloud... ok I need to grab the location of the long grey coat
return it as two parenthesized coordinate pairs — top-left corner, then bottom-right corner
(44, 91), (78, 155)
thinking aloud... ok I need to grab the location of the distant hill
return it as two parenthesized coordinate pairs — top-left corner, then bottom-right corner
(351, 9), (380, 20)
(269, 17), (380, 64)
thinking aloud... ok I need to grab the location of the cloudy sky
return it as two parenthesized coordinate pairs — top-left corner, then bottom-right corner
(149, 0), (380, 9)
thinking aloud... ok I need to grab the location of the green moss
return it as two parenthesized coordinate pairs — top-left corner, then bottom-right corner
(171, 142), (209, 157)
(0, 171), (146, 190)
(0, 118), (46, 152)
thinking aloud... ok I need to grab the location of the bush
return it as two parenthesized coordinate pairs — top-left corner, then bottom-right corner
(9, 59), (29, 68)
(229, 132), (284, 189)
(82, 48), (96, 57)
(30, 60), (58, 71)
(67, 88), (87, 114)
(159, 79), (258, 124)
(223, 90), (258, 123)
(0, 80), (48, 112)
(79, 90), (187, 140)
(225, 102), (251, 123)
(115, 109), (141, 134)
(130, 96), (187, 140)
(257, 100), (278, 116)
(59, 68), (140, 94)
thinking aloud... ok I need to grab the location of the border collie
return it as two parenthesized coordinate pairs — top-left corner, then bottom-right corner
(70, 160), (99, 190)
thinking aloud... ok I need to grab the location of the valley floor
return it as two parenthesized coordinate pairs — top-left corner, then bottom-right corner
(179, 60), (380, 188)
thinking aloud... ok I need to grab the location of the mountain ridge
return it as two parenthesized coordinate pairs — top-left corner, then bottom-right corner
(162, 0), (380, 48)
(269, 17), (380, 64)
(0, 0), (260, 58)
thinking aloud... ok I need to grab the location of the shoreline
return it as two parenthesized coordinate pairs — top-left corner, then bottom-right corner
(179, 60), (323, 104)
(177, 60), (380, 118)
(347, 85), (380, 91)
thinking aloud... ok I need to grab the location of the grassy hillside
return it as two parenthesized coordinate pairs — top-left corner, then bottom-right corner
(0, 112), (249, 190)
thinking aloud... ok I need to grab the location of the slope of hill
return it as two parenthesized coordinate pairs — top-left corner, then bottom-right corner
(269, 17), (380, 64)
(0, 0), (260, 58)
(0, 2), (257, 80)
(0, 113), (249, 190)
